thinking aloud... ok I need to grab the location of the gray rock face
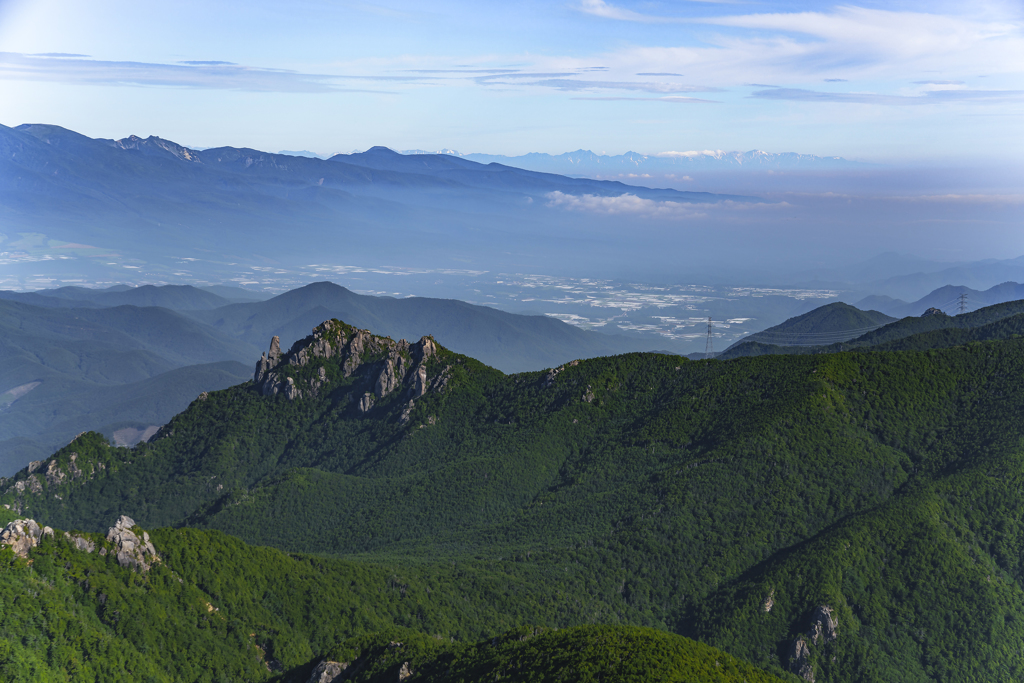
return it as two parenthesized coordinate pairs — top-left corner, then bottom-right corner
(0, 519), (51, 557)
(399, 400), (416, 424)
(411, 365), (428, 399)
(45, 460), (66, 487)
(251, 320), (444, 412)
(398, 661), (413, 681)
(106, 515), (159, 571)
(809, 604), (838, 644)
(64, 532), (95, 553)
(376, 357), (399, 397)
(922, 307), (947, 317)
(306, 660), (348, 683)
(787, 604), (837, 681)
(789, 638), (814, 682)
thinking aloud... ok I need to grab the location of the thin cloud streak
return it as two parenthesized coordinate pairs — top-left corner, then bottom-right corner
(751, 87), (1024, 105)
(571, 96), (719, 103)
(524, 79), (719, 93)
(0, 52), (398, 93)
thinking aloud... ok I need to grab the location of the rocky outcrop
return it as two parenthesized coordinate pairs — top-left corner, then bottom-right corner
(398, 661), (413, 681)
(251, 320), (445, 418)
(789, 638), (814, 682)
(543, 359), (579, 388)
(106, 515), (159, 571)
(64, 532), (95, 553)
(45, 460), (66, 487)
(307, 660), (348, 683)
(0, 519), (52, 557)
(808, 604), (838, 644)
(922, 307), (947, 317)
(5, 451), (93, 502)
(787, 604), (838, 681)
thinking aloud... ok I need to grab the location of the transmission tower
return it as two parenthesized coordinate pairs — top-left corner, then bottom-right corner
(704, 317), (715, 360)
(957, 292), (968, 314)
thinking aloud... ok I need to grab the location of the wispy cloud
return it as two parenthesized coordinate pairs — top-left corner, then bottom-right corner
(576, 0), (737, 22)
(571, 95), (718, 103)
(525, 79), (718, 93)
(574, 4), (1023, 88)
(751, 86), (1024, 105)
(0, 52), (394, 93)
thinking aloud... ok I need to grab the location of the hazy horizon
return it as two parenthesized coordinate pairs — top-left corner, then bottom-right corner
(1, 1), (1022, 163)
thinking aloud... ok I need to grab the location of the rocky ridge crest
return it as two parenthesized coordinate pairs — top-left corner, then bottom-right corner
(253, 319), (446, 422)
(2, 447), (109, 513)
(0, 514), (156, 570)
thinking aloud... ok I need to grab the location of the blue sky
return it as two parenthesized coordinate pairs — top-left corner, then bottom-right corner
(0, 0), (1022, 161)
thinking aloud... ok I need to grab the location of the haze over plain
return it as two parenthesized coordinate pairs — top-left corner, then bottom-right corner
(0, 1), (1020, 300)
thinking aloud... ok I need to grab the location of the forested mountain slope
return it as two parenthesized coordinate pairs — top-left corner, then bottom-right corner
(5, 314), (1024, 681)
(721, 298), (1024, 360)
(724, 302), (895, 350)
(0, 508), (785, 682)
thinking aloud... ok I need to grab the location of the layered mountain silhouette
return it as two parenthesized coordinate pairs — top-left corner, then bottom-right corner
(0, 282), (666, 470)
(0, 123), (758, 282)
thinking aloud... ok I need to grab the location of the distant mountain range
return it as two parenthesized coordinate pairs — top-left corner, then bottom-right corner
(0, 123), (760, 286)
(394, 148), (860, 176)
(0, 281), (667, 472)
(854, 281), (1024, 318)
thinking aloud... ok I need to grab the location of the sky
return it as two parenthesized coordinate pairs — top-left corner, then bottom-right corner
(0, 0), (1022, 162)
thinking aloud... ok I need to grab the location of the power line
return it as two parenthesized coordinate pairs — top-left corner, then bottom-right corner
(957, 292), (968, 315)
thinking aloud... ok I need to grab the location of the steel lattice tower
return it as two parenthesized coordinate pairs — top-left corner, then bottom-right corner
(704, 317), (715, 360)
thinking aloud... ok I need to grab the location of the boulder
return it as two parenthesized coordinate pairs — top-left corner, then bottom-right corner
(0, 518), (51, 557)
(64, 532), (96, 553)
(307, 660), (348, 683)
(106, 515), (159, 571)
